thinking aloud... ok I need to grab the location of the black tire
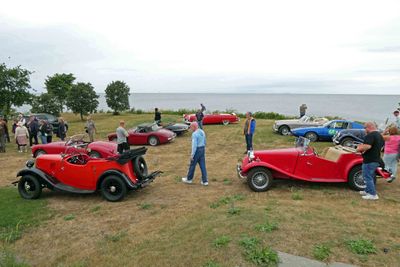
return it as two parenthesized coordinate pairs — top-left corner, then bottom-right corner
(18, 175), (42, 199)
(247, 167), (273, 192)
(278, 125), (290, 136)
(348, 165), (365, 191)
(148, 136), (159, 146)
(34, 149), (46, 158)
(341, 137), (355, 147)
(89, 151), (102, 158)
(134, 156), (148, 180)
(100, 175), (127, 202)
(222, 120), (229, 126)
(305, 132), (318, 142)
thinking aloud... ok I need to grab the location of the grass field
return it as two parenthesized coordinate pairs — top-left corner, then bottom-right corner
(0, 113), (399, 267)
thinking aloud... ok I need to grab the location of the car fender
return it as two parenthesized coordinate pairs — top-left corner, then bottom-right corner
(343, 159), (363, 178)
(241, 161), (290, 177)
(16, 168), (54, 188)
(97, 169), (137, 190)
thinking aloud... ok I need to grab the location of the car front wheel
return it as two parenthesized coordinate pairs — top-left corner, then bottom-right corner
(34, 149), (46, 158)
(100, 175), (127, 202)
(222, 120), (229, 125)
(278, 125), (290, 135)
(305, 132), (318, 142)
(18, 175), (42, 199)
(341, 137), (355, 147)
(148, 136), (159, 146)
(247, 167), (273, 192)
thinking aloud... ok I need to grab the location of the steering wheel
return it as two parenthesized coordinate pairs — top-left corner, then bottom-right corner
(67, 151), (87, 164)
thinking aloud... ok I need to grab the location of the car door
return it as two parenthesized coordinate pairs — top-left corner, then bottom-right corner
(128, 129), (147, 145)
(54, 156), (95, 190)
(294, 149), (340, 180)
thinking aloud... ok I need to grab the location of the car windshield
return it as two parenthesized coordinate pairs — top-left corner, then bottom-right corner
(323, 121), (332, 127)
(295, 136), (310, 149)
(299, 116), (310, 122)
(151, 124), (161, 131)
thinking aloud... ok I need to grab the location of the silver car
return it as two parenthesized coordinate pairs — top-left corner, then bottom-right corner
(273, 116), (328, 135)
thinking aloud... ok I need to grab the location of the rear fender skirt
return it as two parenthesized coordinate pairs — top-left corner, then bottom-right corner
(16, 168), (56, 188)
(97, 170), (137, 190)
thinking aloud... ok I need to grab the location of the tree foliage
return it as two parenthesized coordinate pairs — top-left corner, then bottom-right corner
(45, 73), (75, 113)
(105, 81), (130, 114)
(66, 82), (99, 120)
(31, 93), (60, 116)
(0, 63), (33, 116)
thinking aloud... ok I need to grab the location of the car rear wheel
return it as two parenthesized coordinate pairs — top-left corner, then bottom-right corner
(88, 151), (101, 158)
(247, 167), (273, 192)
(34, 149), (46, 158)
(348, 165), (365, 191)
(18, 175), (42, 199)
(148, 136), (159, 146)
(222, 120), (229, 125)
(341, 137), (355, 147)
(134, 156), (148, 180)
(305, 132), (318, 142)
(100, 175), (127, 202)
(278, 125), (290, 135)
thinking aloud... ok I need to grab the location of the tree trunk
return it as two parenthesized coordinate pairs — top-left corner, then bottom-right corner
(80, 111), (84, 121)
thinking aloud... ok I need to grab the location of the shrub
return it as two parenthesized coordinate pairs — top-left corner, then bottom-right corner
(346, 239), (377, 255)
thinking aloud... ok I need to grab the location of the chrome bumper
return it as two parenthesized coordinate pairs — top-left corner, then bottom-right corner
(237, 163), (246, 180)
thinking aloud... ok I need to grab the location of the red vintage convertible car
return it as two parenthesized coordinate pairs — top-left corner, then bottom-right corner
(14, 147), (162, 202)
(107, 123), (176, 146)
(32, 134), (117, 158)
(183, 113), (240, 125)
(237, 137), (390, 192)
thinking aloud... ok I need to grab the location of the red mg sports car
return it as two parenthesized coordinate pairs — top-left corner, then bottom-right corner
(237, 137), (390, 192)
(107, 123), (176, 146)
(183, 113), (240, 125)
(14, 147), (162, 202)
(32, 134), (117, 158)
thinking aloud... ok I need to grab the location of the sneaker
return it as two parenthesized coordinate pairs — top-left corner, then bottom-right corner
(362, 194), (379, 200)
(181, 177), (193, 184)
(201, 181), (209, 186)
(359, 191), (367, 196)
(387, 176), (396, 183)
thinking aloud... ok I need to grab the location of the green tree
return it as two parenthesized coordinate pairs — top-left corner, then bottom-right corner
(0, 63), (33, 116)
(66, 82), (99, 120)
(30, 93), (60, 116)
(105, 81), (130, 115)
(45, 73), (75, 113)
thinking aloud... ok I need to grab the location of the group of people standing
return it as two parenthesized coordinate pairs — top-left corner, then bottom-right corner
(0, 113), (71, 153)
(356, 109), (400, 200)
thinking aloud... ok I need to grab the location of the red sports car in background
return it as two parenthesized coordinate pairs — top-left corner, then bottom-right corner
(183, 113), (240, 125)
(107, 123), (176, 146)
(237, 137), (391, 192)
(32, 134), (117, 158)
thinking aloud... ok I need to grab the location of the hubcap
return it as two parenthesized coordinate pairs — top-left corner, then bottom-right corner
(281, 127), (289, 135)
(110, 186), (116, 193)
(25, 183), (31, 190)
(252, 172), (268, 189)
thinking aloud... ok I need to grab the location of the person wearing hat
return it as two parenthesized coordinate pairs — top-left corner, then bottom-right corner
(243, 112), (256, 154)
(15, 122), (29, 152)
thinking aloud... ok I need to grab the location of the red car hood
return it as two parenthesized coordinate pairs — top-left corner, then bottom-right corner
(32, 141), (66, 151)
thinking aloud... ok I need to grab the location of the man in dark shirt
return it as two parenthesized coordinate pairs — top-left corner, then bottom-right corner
(154, 108), (161, 125)
(356, 122), (384, 200)
(195, 103), (206, 129)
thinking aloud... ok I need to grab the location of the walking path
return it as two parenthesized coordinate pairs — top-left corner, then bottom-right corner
(278, 252), (358, 267)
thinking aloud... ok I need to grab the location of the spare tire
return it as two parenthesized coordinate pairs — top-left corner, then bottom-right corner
(134, 156), (148, 180)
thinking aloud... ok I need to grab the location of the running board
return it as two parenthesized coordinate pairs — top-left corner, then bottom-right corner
(52, 182), (94, 194)
(137, 170), (163, 188)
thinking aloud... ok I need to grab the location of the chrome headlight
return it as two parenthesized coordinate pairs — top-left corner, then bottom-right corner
(26, 159), (35, 168)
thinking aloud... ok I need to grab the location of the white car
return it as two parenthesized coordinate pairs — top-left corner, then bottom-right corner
(273, 116), (328, 135)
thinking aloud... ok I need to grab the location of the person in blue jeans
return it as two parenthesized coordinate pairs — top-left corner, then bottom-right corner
(243, 112), (256, 154)
(182, 122), (208, 186)
(356, 122), (384, 200)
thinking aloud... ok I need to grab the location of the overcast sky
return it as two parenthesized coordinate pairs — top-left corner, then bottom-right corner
(1, 0), (400, 94)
